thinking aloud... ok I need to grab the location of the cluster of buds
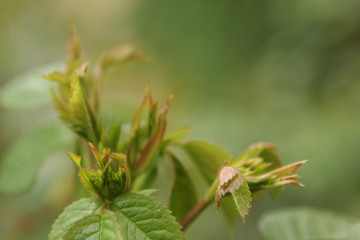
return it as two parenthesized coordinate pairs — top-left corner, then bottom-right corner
(69, 143), (130, 201)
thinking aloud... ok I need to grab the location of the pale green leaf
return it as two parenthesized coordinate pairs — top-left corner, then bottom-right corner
(231, 180), (251, 221)
(131, 166), (158, 192)
(0, 124), (73, 194)
(234, 142), (282, 170)
(183, 140), (230, 184)
(67, 72), (93, 139)
(351, 223), (360, 240)
(49, 198), (102, 240)
(164, 126), (190, 143)
(259, 208), (357, 240)
(0, 62), (63, 110)
(110, 193), (185, 240)
(100, 44), (148, 72)
(63, 210), (121, 240)
(169, 154), (198, 222)
(136, 189), (158, 196)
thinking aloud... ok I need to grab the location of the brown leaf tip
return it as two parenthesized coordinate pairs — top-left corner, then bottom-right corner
(219, 166), (240, 185)
(248, 142), (276, 150)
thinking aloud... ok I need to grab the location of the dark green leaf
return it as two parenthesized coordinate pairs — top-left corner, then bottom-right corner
(49, 198), (102, 240)
(110, 193), (185, 240)
(63, 210), (120, 240)
(0, 124), (73, 194)
(169, 154), (198, 222)
(183, 140), (230, 184)
(259, 208), (357, 240)
(220, 196), (239, 228)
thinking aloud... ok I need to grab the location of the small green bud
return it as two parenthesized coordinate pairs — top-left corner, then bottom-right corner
(69, 144), (130, 201)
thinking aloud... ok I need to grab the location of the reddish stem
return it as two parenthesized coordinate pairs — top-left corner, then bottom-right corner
(180, 199), (211, 231)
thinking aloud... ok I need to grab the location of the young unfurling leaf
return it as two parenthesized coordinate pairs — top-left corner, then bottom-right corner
(215, 166), (252, 221)
(134, 94), (173, 172)
(68, 145), (129, 201)
(233, 142), (282, 169)
(232, 181), (252, 222)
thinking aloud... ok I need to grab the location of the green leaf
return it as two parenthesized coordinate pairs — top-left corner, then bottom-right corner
(183, 140), (230, 184)
(220, 196), (240, 228)
(135, 94), (172, 171)
(259, 208), (357, 240)
(63, 210), (120, 240)
(131, 166), (158, 192)
(110, 193), (185, 240)
(164, 126), (190, 144)
(169, 153), (198, 222)
(136, 188), (158, 196)
(0, 124), (73, 194)
(100, 44), (148, 73)
(102, 122), (121, 151)
(49, 198), (102, 240)
(0, 62), (63, 110)
(234, 142), (282, 170)
(231, 180), (251, 222)
(66, 69), (99, 142)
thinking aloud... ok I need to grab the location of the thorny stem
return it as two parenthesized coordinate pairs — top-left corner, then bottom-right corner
(180, 178), (219, 231)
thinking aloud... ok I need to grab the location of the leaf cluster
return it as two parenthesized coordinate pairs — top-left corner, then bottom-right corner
(0, 28), (307, 240)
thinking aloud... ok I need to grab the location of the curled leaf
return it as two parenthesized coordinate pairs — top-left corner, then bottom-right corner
(216, 166), (252, 222)
(216, 166), (244, 208)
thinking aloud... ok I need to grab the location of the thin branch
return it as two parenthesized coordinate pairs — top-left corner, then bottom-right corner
(180, 199), (210, 231)
(180, 179), (219, 231)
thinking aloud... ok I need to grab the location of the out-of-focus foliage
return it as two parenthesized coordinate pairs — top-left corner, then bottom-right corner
(259, 208), (360, 240)
(0, 125), (73, 194)
(1, 0), (360, 239)
(0, 63), (63, 110)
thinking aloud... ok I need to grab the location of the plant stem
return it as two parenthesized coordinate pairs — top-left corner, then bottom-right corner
(180, 179), (219, 231)
(180, 199), (209, 231)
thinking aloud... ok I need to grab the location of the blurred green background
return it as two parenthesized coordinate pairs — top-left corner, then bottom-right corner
(1, 0), (360, 239)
